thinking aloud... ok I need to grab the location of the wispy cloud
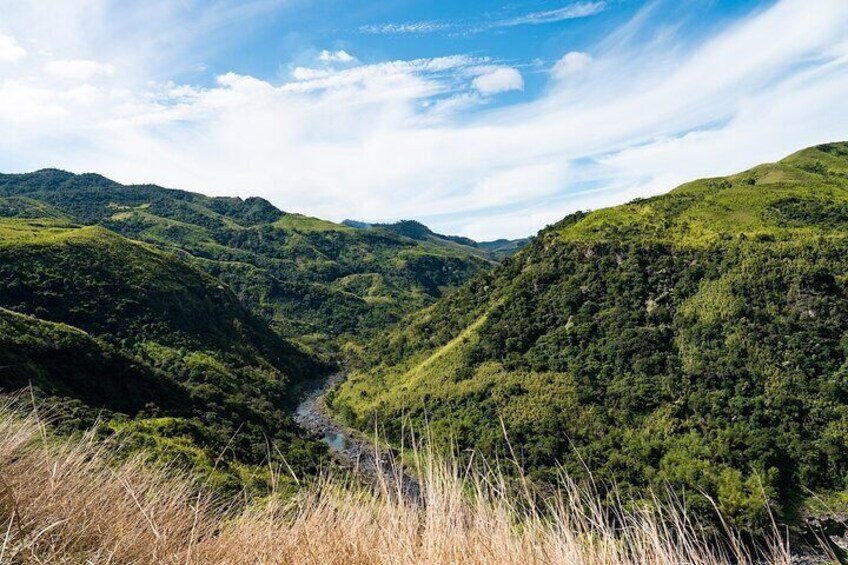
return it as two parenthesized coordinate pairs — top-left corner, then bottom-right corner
(360, 21), (452, 35)
(493, 1), (608, 28)
(360, 1), (606, 36)
(1, 0), (847, 241)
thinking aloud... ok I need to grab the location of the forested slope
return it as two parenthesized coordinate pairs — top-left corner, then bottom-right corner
(0, 217), (327, 488)
(330, 142), (848, 529)
(0, 171), (496, 359)
(0, 171), (505, 489)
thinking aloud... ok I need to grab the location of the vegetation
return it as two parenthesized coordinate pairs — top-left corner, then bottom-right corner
(0, 400), (799, 564)
(0, 170), (511, 488)
(0, 217), (327, 488)
(330, 142), (848, 532)
(0, 171), (506, 360)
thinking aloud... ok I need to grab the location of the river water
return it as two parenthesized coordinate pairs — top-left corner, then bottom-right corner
(293, 373), (420, 501)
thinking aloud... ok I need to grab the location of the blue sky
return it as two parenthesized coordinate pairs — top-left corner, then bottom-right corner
(1, 0), (847, 239)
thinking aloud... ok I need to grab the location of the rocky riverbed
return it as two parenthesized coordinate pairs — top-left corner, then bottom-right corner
(294, 373), (420, 501)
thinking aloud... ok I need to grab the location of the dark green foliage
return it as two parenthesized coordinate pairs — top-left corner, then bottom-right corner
(0, 307), (189, 416)
(0, 169), (494, 489)
(0, 171), (493, 358)
(332, 142), (848, 532)
(0, 218), (327, 485)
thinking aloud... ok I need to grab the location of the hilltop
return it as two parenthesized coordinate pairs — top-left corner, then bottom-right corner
(329, 142), (848, 530)
(0, 171), (502, 360)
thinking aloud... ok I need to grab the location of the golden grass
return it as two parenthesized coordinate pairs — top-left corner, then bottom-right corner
(0, 398), (813, 564)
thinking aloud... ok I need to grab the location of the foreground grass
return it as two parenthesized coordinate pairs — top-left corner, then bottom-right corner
(0, 399), (814, 564)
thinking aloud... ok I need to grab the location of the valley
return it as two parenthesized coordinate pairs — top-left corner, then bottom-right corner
(3, 142), (848, 559)
(294, 372), (420, 500)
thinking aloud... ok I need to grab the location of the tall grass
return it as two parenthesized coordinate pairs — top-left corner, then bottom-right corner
(0, 398), (811, 564)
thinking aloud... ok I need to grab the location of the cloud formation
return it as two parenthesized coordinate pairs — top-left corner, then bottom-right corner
(360, 22), (451, 35)
(0, 0), (847, 241)
(552, 51), (592, 78)
(359, 1), (606, 36)
(494, 1), (608, 28)
(472, 67), (524, 95)
(0, 33), (26, 62)
(317, 50), (356, 64)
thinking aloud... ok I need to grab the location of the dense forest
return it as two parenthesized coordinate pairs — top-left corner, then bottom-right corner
(0, 218), (331, 490)
(329, 142), (848, 531)
(0, 173), (512, 490)
(0, 170), (511, 361)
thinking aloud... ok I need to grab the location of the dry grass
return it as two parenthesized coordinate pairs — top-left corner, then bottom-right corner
(0, 398), (810, 564)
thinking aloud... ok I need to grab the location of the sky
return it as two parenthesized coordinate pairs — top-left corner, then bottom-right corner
(1, 0), (848, 240)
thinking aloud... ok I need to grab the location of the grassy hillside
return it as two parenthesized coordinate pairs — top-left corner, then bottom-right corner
(0, 401), (796, 563)
(330, 142), (848, 531)
(0, 172), (494, 359)
(0, 217), (327, 488)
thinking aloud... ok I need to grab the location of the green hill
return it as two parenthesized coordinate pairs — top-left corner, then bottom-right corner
(0, 172), (494, 359)
(344, 219), (531, 261)
(0, 217), (327, 488)
(0, 170), (498, 489)
(329, 142), (848, 530)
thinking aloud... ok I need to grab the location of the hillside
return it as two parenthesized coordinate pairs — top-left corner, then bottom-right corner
(0, 171), (495, 359)
(329, 142), (848, 530)
(0, 217), (327, 488)
(343, 219), (530, 261)
(0, 400), (793, 563)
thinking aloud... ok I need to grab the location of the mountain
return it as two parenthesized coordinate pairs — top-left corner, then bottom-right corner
(343, 219), (531, 261)
(328, 142), (848, 529)
(0, 171), (493, 360)
(0, 171), (497, 488)
(476, 237), (532, 260)
(0, 216), (331, 488)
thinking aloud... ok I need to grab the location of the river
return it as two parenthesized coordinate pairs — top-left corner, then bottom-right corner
(294, 373), (420, 501)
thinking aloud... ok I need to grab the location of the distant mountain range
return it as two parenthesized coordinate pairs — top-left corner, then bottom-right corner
(342, 219), (530, 260)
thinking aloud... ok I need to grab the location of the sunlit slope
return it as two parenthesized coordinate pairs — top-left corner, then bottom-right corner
(0, 171), (494, 356)
(0, 218), (326, 480)
(330, 142), (848, 529)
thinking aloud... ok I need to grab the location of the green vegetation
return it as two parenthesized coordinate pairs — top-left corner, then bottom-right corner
(0, 171), (507, 490)
(345, 218), (531, 261)
(330, 142), (848, 532)
(0, 171), (500, 361)
(0, 217), (327, 489)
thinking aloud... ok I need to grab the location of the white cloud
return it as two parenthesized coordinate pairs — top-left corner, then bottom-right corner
(317, 49), (355, 64)
(360, 22), (450, 35)
(472, 67), (523, 95)
(495, 1), (607, 27)
(0, 33), (26, 63)
(0, 0), (847, 241)
(362, 2), (606, 36)
(552, 51), (592, 78)
(45, 59), (114, 80)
